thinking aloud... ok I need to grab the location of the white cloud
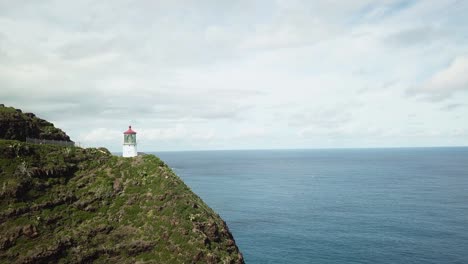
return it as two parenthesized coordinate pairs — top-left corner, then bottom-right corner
(139, 125), (192, 141)
(232, 127), (267, 139)
(78, 128), (121, 143)
(139, 125), (216, 141)
(1, 0), (468, 150)
(409, 55), (468, 100)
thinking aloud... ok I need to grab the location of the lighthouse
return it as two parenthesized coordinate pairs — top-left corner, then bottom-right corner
(123, 126), (137, 157)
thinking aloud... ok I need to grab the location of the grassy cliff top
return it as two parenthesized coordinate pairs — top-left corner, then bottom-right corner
(0, 104), (72, 142)
(0, 140), (243, 263)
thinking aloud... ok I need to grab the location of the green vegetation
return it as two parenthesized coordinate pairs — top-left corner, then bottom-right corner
(0, 105), (243, 263)
(0, 140), (243, 263)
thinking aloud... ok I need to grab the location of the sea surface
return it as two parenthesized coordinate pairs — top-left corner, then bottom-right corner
(154, 148), (468, 264)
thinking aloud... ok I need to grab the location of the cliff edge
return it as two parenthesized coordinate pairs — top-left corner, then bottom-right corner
(0, 105), (244, 263)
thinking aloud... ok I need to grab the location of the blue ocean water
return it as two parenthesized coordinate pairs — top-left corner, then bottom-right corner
(154, 148), (468, 263)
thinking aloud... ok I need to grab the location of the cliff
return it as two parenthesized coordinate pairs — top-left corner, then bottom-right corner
(0, 105), (244, 263)
(0, 104), (72, 142)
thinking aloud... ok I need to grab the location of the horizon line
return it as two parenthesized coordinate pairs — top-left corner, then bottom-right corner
(111, 145), (468, 153)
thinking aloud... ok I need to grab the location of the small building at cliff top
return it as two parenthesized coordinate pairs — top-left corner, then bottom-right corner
(123, 126), (137, 157)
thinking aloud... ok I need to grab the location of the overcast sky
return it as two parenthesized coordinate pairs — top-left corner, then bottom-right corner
(1, 0), (468, 151)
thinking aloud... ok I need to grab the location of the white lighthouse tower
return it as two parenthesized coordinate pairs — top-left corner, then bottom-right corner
(122, 125), (137, 157)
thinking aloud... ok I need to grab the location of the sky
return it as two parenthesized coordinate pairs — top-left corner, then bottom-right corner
(1, 0), (468, 151)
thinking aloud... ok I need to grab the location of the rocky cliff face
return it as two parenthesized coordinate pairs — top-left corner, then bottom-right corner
(0, 104), (72, 142)
(0, 106), (244, 264)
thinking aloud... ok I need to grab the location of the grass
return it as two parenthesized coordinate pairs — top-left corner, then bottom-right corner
(0, 139), (243, 263)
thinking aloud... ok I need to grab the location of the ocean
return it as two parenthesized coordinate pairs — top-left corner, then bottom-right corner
(154, 148), (468, 263)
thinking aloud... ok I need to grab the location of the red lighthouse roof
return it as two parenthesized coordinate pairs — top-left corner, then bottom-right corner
(123, 126), (137, 134)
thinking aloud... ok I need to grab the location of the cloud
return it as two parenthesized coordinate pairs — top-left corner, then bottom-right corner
(78, 128), (121, 143)
(440, 103), (464, 111)
(408, 55), (468, 101)
(138, 125), (216, 141)
(1, 0), (468, 150)
(231, 127), (267, 139)
(288, 106), (355, 128)
(298, 125), (386, 139)
(383, 25), (445, 47)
